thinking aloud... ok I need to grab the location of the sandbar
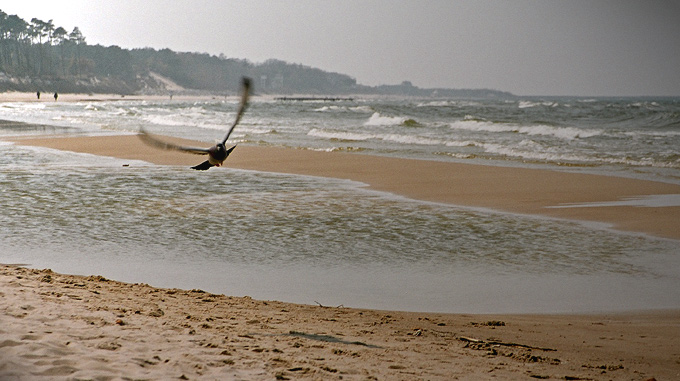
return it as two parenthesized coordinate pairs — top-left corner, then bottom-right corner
(11, 133), (680, 240)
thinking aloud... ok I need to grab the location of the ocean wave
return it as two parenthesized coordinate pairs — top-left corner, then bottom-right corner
(351, 106), (374, 113)
(445, 140), (480, 147)
(417, 100), (482, 107)
(307, 129), (371, 141)
(417, 101), (452, 107)
(628, 101), (663, 110)
(623, 129), (680, 138)
(3, 144), (150, 168)
(0, 102), (47, 111)
(518, 101), (559, 109)
(142, 115), (191, 127)
(313, 105), (341, 112)
(380, 134), (446, 145)
(241, 127), (276, 135)
(313, 105), (373, 113)
(481, 142), (601, 165)
(450, 119), (602, 140)
(307, 146), (367, 153)
(364, 112), (410, 126)
(141, 113), (234, 131)
(481, 142), (679, 168)
(307, 128), (454, 146)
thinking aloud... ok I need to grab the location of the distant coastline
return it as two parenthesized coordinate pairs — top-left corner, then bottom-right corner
(0, 10), (512, 98)
(0, 69), (515, 99)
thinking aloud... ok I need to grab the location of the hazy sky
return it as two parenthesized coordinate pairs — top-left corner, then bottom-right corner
(3, 1), (679, 96)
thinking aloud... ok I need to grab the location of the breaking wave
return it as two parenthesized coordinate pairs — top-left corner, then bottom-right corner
(481, 141), (680, 168)
(450, 119), (602, 140)
(313, 105), (373, 113)
(307, 128), (453, 146)
(518, 100), (559, 108)
(364, 112), (417, 126)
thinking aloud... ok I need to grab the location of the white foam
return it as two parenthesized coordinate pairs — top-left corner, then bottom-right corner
(517, 125), (601, 140)
(418, 100), (482, 107)
(241, 127), (275, 135)
(308, 128), (455, 146)
(480, 142), (607, 164)
(417, 100), (453, 107)
(142, 114), (187, 127)
(0, 102), (46, 110)
(518, 101), (559, 109)
(445, 140), (480, 147)
(450, 119), (602, 140)
(364, 112), (408, 126)
(313, 105), (372, 113)
(547, 194), (680, 208)
(480, 142), (680, 169)
(4, 143), (151, 168)
(308, 129), (371, 141)
(379, 134), (444, 146)
(624, 130), (680, 138)
(313, 105), (340, 112)
(450, 119), (515, 133)
(350, 105), (373, 113)
(141, 112), (234, 131)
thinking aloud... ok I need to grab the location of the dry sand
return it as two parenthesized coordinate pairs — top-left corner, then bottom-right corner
(2, 265), (679, 380)
(3, 114), (680, 379)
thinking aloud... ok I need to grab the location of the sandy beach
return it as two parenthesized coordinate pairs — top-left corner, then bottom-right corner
(2, 264), (679, 380)
(2, 104), (680, 379)
(0, 91), (226, 103)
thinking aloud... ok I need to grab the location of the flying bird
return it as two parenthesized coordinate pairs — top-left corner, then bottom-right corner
(139, 77), (251, 170)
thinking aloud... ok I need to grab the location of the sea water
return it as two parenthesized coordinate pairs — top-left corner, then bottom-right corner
(0, 96), (679, 313)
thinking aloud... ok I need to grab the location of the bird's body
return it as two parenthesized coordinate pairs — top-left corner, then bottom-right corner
(191, 144), (236, 170)
(139, 77), (251, 170)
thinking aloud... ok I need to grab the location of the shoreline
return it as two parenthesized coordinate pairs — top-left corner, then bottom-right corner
(3, 125), (680, 377)
(0, 91), (236, 103)
(10, 133), (680, 240)
(2, 264), (679, 380)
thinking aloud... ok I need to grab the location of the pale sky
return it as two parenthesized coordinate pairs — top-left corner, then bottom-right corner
(2, 1), (679, 96)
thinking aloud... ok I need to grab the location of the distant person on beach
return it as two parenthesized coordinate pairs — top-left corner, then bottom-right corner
(36, 91), (40, 99)
(54, 92), (58, 101)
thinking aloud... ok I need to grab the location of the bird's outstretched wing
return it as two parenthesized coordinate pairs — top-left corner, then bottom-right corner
(221, 77), (251, 145)
(138, 129), (210, 155)
(138, 76), (251, 153)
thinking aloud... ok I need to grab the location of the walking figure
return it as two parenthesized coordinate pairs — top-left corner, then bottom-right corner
(54, 92), (58, 101)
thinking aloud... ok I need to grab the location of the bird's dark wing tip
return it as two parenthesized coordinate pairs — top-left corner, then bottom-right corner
(191, 160), (213, 170)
